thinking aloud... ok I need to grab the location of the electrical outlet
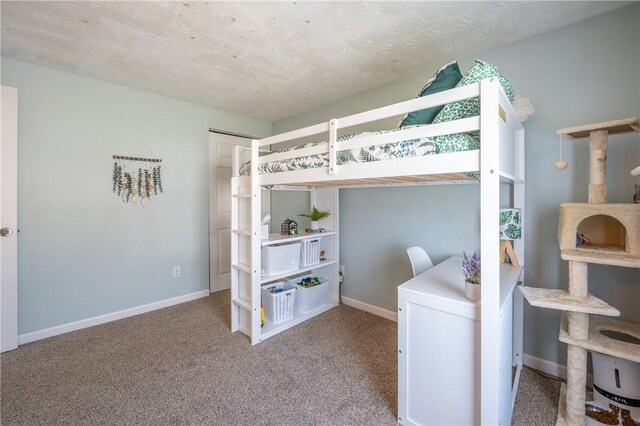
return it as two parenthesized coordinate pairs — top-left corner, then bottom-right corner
(172, 266), (181, 278)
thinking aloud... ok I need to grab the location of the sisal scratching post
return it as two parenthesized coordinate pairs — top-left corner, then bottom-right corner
(565, 261), (589, 425)
(567, 261), (588, 298)
(566, 344), (588, 425)
(588, 130), (608, 204)
(557, 118), (639, 204)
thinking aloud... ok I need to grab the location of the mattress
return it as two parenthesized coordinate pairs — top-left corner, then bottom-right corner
(239, 126), (441, 176)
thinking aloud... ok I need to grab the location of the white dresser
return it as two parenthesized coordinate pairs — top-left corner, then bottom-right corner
(398, 256), (518, 425)
(398, 256), (482, 425)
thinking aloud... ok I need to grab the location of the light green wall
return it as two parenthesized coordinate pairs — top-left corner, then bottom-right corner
(3, 5), (638, 364)
(1, 57), (270, 334)
(273, 5), (640, 366)
(270, 191), (311, 234)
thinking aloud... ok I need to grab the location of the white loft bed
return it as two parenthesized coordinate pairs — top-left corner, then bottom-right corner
(230, 78), (525, 425)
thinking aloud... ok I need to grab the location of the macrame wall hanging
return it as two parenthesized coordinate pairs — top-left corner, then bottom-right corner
(112, 155), (163, 207)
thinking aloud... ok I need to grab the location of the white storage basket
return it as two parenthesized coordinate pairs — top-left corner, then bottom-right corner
(288, 275), (330, 313)
(300, 239), (321, 267)
(261, 282), (296, 323)
(261, 242), (301, 276)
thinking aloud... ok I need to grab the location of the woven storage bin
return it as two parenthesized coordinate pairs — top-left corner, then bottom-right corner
(261, 242), (301, 276)
(261, 282), (296, 323)
(300, 239), (321, 267)
(288, 275), (330, 313)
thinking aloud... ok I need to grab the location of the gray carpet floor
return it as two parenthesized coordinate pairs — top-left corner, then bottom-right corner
(1, 291), (561, 425)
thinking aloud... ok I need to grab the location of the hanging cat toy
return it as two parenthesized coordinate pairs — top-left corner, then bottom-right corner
(112, 155), (163, 207)
(554, 134), (568, 170)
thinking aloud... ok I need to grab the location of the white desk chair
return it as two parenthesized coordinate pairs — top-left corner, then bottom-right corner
(406, 246), (434, 277)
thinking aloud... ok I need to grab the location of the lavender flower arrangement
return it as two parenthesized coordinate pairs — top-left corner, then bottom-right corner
(462, 251), (481, 284)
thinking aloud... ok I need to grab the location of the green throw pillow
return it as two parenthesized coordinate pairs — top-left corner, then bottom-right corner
(434, 59), (514, 125)
(434, 60), (515, 154)
(398, 61), (462, 128)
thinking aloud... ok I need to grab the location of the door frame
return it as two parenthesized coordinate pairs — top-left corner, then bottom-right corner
(209, 130), (252, 294)
(1, 85), (19, 352)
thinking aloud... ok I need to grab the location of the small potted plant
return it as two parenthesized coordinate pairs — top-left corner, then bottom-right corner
(299, 206), (331, 231)
(462, 251), (481, 302)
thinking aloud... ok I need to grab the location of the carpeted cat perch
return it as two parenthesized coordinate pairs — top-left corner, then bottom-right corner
(520, 117), (640, 425)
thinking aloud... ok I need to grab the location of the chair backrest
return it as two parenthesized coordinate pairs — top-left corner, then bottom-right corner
(406, 246), (434, 277)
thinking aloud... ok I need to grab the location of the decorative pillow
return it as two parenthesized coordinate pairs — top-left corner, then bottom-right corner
(433, 59), (514, 125)
(435, 132), (479, 154)
(433, 60), (515, 154)
(398, 61), (462, 128)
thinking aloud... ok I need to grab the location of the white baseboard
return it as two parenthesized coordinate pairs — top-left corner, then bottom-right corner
(523, 353), (567, 379)
(523, 353), (593, 386)
(341, 296), (397, 322)
(18, 290), (210, 345)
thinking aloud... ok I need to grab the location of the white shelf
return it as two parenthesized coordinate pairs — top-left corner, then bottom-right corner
(260, 301), (337, 340)
(232, 262), (252, 274)
(232, 297), (251, 311)
(261, 230), (337, 246)
(230, 184), (340, 346)
(260, 259), (336, 284)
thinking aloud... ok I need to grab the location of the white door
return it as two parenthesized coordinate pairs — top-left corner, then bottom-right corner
(209, 132), (252, 293)
(1, 85), (18, 352)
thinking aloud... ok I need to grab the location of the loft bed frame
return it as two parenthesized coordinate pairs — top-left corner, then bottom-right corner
(230, 78), (525, 425)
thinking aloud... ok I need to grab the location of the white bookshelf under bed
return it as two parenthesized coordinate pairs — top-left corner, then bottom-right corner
(230, 78), (525, 425)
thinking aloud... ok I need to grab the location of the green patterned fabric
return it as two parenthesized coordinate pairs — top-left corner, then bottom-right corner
(398, 61), (462, 127)
(240, 60), (516, 182)
(499, 209), (522, 240)
(433, 60), (514, 154)
(239, 127), (436, 176)
(435, 132), (480, 154)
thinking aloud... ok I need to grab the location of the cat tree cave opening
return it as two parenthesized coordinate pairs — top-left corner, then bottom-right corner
(576, 214), (628, 253)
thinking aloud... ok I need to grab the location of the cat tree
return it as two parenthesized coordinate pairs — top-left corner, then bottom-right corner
(520, 117), (640, 426)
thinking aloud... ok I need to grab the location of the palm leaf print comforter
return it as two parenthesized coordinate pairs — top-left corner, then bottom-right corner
(239, 127), (437, 176)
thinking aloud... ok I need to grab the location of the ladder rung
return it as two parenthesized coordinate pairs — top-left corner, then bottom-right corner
(232, 297), (251, 311)
(232, 228), (252, 236)
(232, 262), (252, 273)
(232, 194), (251, 198)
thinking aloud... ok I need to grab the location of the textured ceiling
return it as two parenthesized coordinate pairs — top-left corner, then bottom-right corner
(0, 1), (629, 121)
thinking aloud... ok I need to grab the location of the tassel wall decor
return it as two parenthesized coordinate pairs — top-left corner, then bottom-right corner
(112, 155), (163, 207)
